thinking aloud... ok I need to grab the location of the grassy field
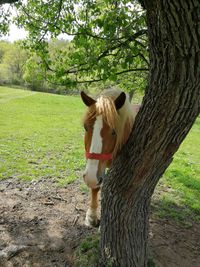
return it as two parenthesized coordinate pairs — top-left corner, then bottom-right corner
(153, 119), (200, 223)
(0, 86), (85, 186)
(0, 86), (199, 223)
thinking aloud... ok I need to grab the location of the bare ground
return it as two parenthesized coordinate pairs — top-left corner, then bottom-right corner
(0, 178), (200, 267)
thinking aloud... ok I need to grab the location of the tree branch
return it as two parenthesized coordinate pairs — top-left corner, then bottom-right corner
(138, 52), (149, 66)
(97, 29), (147, 61)
(0, 0), (18, 4)
(75, 68), (149, 84)
(138, 0), (146, 9)
(45, 67), (149, 87)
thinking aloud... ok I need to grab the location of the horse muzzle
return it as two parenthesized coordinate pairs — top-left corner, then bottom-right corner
(83, 170), (106, 189)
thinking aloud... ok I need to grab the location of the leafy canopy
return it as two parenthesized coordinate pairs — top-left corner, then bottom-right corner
(14, 0), (148, 87)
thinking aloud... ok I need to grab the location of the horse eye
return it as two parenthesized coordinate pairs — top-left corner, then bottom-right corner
(111, 129), (116, 135)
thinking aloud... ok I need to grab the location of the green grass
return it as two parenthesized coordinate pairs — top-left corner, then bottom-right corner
(0, 87), (36, 103)
(75, 234), (100, 267)
(74, 234), (157, 267)
(0, 86), (199, 224)
(0, 86), (85, 183)
(79, 182), (89, 193)
(152, 117), (200, 223)
(57, 174), (77, 186)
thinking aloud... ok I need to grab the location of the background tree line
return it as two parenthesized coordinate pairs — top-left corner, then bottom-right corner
(0, 39), (70, 93)
(0, 38), (147, 97)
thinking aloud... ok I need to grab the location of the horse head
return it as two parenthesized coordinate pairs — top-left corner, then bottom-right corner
(81, 90), (128, 188)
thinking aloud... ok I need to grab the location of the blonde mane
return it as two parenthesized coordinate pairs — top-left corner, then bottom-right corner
(84, 88), (136, 156)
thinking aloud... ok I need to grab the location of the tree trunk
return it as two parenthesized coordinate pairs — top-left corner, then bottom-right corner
(100, 188), (150, 266)
(100, 1), (200, 266)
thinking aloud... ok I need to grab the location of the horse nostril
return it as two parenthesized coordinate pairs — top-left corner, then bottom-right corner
(97, 176), (103, 185)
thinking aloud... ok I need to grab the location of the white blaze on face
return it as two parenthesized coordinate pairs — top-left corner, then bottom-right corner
(84, 115), (103, 188)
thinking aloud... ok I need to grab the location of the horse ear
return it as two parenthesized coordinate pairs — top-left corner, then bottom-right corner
(81, 91), (96, 107)
(115, 92), (126, 110)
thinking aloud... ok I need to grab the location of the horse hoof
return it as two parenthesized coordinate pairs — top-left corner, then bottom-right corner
(85, 216), (100, 228)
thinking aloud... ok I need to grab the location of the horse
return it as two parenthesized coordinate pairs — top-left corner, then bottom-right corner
(81, 88), (139, 227)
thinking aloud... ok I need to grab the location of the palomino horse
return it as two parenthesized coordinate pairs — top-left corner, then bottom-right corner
(81, 88), (139, 227)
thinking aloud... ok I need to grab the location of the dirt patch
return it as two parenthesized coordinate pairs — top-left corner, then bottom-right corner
(0, 178), (200, 267)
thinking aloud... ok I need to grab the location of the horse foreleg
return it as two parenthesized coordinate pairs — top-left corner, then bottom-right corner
(85, 187), (100, 227)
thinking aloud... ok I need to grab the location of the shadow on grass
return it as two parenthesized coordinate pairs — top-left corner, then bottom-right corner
(151, 195), (200, 226)
(0, 210), (93, 267)
(0, 178), (94, 267)
(153, 159), (200, 224)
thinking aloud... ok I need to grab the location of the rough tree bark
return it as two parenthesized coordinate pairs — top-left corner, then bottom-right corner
(100, 1), (200, 266)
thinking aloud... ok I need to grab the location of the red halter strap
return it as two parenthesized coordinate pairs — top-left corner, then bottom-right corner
(85, 152), (112, 161)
